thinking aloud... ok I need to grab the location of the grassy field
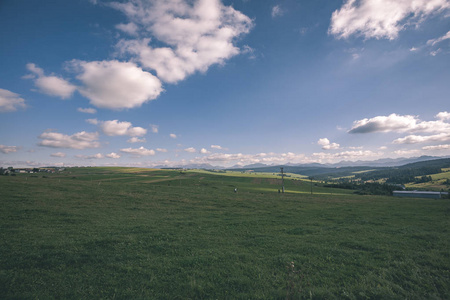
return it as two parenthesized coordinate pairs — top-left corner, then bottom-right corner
(407, 169), (450, 191)
(1, 168), (449, 299)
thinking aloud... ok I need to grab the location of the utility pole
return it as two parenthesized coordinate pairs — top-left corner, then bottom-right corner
(281, 167), (285, 193)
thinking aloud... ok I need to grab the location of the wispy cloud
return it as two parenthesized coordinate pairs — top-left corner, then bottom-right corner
(77, 107), (97, 114)
(271, 5), (283, 18)
(0, 145), (19, 154)
(120, 146), (155, 157)
(329, 0), (450, 40)
(427, 30), (450, 46)
(50, 152), (66, 158)
(150, 124), (159, 133)
(0, 88), (26, 112)
(127, 137), (146, 143)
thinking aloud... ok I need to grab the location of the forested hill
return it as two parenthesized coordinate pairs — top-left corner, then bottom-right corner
(229, 158), (450, 183)
(352, 158), (450, 184)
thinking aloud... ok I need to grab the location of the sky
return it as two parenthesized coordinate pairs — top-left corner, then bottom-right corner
(1, 0), (449, 168)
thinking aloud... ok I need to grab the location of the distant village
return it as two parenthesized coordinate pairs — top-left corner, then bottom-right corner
(0, 167), (66, 175)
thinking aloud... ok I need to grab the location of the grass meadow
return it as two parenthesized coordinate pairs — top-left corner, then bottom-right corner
(1, 168), (449, 299)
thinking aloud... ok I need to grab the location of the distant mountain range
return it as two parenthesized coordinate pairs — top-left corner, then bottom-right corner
(160, 155), (449, 172)
(229, 155), (447, 170)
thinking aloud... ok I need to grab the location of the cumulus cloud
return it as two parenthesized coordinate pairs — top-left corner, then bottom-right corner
(26, 63), (76, 99)
(0, 88), (26, 112)
(77, 107), (97, 114)
(0, 145), (19, 154)
(106, 152), (121, 158)
(156, 148), (168, 152)
(184, 147), (197, 153)
(120, 146), (156, 156)
(436, 111), (450, 120)
(51, 152), (66, 158)
(72, 60), (163, 109)
(113, 0), (253, 83)
(200, 148), (210, 154)
(349, 113), (450, 134)
(127, 137), (146, 143)
(38, 130), (100, 149)
(329, 0), (450, 40)
(271, 5), (283, 18)
(317, 138), (340, 150)
(170, 133), (177, 139)
(93, 119), (147, 137)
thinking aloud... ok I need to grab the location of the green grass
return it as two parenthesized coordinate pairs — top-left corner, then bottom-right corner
(1, 168), (449, 299)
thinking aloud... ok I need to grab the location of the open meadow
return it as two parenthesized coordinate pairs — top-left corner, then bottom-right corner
(1, 167), (449, 299)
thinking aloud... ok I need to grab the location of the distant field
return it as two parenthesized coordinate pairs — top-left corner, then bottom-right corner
(407, 169), (450, 191)
(1, 168), (449, 299)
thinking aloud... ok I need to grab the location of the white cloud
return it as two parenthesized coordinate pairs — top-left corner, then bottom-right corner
(436, 111), (450, 120)
(200, 148), (210, 154)
(430, 48), (442, 56)
(184, 147), (197, 153)
(329, 0), (450, 40)
(150, 124), (159, 133)
(120, 146), (156, 156)
(0, 145), (19, 154)
(317, 138), (340, 150)
(427, 30), (450, 46)
(98, 119), (147, 137)
(271, 5), (283, 18)
(38, 130), (100, 149)
(349, 113), (450, 134)
(113, 0), (253, 83)
(75, 153), (105, 159)
(170, 133), (177, 139)
(211, 144), (224, 150)
(51, 152), (66, 158)
(0, 88), (26, 112)
(127, 137), (146, 143)
(422, 144), (450, 151)
(77, 107), (97, 114)
(392, 149), (421, 156)
(26, 63), (77, 99)
(393, 133), (450, 144)
(312, 150), (383, 162)
(86, 118), (99, 125)
(156, 148), (168, 152)
(72, 60), (163, 109)
(106, 152), (121, 159)
(116, 22), (139, 36)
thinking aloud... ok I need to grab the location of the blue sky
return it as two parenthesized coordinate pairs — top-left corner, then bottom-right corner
(1, 0), (449, 168)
